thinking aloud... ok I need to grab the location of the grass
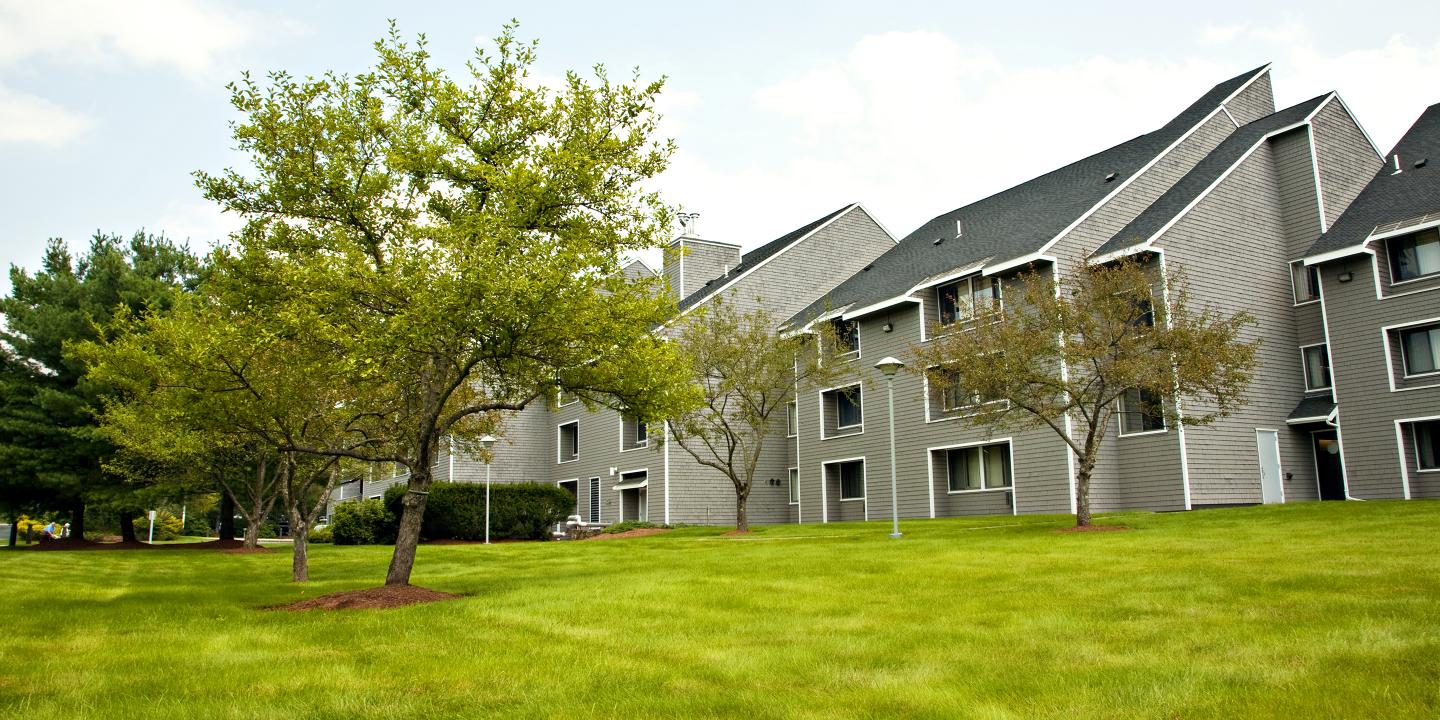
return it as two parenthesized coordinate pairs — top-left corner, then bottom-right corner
(3, 502), (1439, 719)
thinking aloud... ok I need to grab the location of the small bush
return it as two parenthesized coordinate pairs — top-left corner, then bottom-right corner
(603, 521), (662, 534)
(308, 526), (333, 544)
(329, 499), (395, 545)
(184, 517), (212, 538)
(133, 511), (184, 541)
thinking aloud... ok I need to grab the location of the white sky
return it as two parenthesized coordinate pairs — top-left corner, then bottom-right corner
(2, 0), (1438, 290)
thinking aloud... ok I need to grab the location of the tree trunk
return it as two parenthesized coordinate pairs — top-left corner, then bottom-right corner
(243, 518), (260, 548)
(218, 492), (236, 541)
(386, 465), (432, 586)
(291, 509), (309, 583)
(735, 490), (750, 533)
(1075, 456), (1094, 527)
(119, 508), (138, 543)
(70, 496), (86, 541)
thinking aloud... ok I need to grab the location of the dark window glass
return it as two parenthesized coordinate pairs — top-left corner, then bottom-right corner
(833, 318), (859, 355)
(1388, 228), (1440, 282)
(838, 461), (865, 500)
(1416, 421), (1440, 470)
(835, 388), (862, 428)
(1401, 324), (1440, 376)
(1303, 345), (1332, 390)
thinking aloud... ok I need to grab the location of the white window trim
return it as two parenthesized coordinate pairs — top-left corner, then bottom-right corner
(935, 275), (1004, 330)
(1299, 343), (1333, 392)
(823, 456), (867, 504)
(1382, 230), (1440, 286)
(1117, 390), (1168, 437)
(787, 467), (799, 505)
(923, 363), (1009, 422)
(556, 421), (579, 464)
(617, 416), (649, 453)
(1289, 259), (1320, 306)
(927, 438), (1015, 495)
(1411, 421), (1440, 474)
(557, 390), (579, 408)
(1380, 316), (1440, 392)
(785, 401), (798, 438)
(818, 382), (865, 439)
(1392, 413), (1440, 500)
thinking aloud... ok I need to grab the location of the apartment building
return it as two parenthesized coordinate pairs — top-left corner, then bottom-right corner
(336, 64), (1434, 526)
(1301, 103), (1440, 500)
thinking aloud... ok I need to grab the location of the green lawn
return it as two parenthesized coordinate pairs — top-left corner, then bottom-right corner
(3, 502), (1438, 719)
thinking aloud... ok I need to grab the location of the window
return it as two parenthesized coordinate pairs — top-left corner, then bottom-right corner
(835, 388), (862, 428)
(1387, 228), (1440, 283)
(931, 365), (1001, 413)
(557, 389), (578, 407)
(588, 477), (600, 522)
(558, 422), (579, 462)
(1401, 324), (1440, 377)
(833, 318), (860, 357)
(788, 468), (799, 504)
(1132, 296), (1155, 328)
(835, 461), (865, 500)
(1415, 421), (1440, 470)
(938, 276), (1002, 326)
(622, 416), (647, 450)
(1302, 345), (1332, 390)
(944, 443), (1012, 492)
(1291, 260), (1321, 303)
(1119, 388), (1165, 434)
(786, 401), (798, 437)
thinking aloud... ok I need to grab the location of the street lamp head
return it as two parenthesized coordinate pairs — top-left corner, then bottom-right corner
(874, 356), (905, 378)
(480, 435), (497, 450)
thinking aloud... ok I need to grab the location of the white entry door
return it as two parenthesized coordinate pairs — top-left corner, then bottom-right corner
(1256, 429), (1284, 504)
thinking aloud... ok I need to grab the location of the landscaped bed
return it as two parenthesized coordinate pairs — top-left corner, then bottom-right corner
(3, 501), (1439, 718)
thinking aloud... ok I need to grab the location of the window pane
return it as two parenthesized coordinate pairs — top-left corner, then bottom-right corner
(938, 282), (961, 325)
(788, 468), (799, 503)
(972, 278), (1000, 317)
(1306, 265), (1321, 299)
(833, 319), (859, 354)
(1391, 230), (1440, 282)
(636, 421), (647, 443)
(984, 445), (1012, 489)
(946, 448), (980, 491)
(1403, 326), (1440, 375)
(1121, 388), (1165, 433)
(836, 389), (862, 427)
(1417, 422), (1440, 470)
(1303, 346), (1331, 390)
(839, 462), (865, 499)
(786, 402), (797, 435)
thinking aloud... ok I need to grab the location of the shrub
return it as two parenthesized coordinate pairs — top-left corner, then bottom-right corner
(384, 482), (573, 541)
(184, 517), (213, 538)
(133, 511), (184, 541)
(308, 526), (333, 544)
(329, 499), (395, 545)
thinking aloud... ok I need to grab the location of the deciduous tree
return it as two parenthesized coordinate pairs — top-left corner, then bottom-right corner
(194, 24), (695, 586)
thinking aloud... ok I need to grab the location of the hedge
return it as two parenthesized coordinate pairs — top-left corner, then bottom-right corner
(383, 482), (572, 541)
(329, 498), (395, 545)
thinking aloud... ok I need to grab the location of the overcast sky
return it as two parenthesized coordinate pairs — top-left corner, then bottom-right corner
(3, 0), (1439, 292)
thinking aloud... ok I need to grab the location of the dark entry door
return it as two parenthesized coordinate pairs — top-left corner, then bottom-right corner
(1312, 430), (1345, 500)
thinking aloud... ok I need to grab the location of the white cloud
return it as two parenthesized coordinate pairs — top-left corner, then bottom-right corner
(0, 0), (269, 80)
(0, 81), (93, 143)
(657, 27), (1440, 255)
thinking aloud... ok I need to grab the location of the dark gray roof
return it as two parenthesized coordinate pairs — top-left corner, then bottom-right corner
(677, 204), (856, 312)
(1288, 395), (1336, 422)
(1306, 103), (1440, 259)
(1093, 95), (1331, 258)
(784, 65), (1271, 328)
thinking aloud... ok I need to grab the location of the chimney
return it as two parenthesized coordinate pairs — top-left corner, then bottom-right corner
(663, 213), (741, 301)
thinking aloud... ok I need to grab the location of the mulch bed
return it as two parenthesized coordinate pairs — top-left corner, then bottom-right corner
(1056, 524), (1130, 534)
(586, 528), (670, 540)
(20, 538), (251, 551)
(276, 584), (461, 611)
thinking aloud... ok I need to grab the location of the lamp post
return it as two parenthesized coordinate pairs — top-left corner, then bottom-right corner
(481, 435), (497, 545)
(874, 356), (905, 540)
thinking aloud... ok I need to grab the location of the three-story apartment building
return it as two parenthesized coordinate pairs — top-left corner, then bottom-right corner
(335, 64), (1434, 526)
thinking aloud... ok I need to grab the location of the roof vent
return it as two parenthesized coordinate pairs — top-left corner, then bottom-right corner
(1416, 158), (1429, 169)
(955, 219), (964, 237)
(862, 263), (873, 272)
(1104, 172), (1117, 183)
(932, 237), (944, 246)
